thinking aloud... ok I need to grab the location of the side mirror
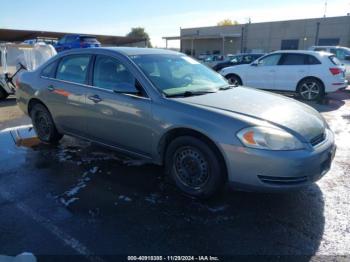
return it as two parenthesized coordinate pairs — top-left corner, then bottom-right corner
(251, 61), (259, 66)
(113, 83), (139, 95)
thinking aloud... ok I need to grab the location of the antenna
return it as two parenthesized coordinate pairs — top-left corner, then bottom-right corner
(323, 0), (328, 18)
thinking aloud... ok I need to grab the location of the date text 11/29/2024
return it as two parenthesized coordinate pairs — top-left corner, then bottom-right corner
(127, 256), (220, 261)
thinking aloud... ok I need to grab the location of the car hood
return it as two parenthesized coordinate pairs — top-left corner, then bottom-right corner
(175, 87), (326, 142)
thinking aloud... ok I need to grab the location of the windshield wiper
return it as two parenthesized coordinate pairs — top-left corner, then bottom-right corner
(166, 90), (217, 98)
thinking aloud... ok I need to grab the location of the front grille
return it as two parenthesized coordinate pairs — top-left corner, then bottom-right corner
(258, 175), (308, 186)
(310, 132), (326, 147)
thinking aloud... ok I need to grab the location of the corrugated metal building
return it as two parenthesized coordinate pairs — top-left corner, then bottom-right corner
(163, 16), (350, 57)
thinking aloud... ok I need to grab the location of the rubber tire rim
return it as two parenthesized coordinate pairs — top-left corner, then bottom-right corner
(173, 146), (210, 190)
(299, 81), (321, 100)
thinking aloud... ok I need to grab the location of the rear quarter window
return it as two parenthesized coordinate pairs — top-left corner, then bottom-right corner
(41, 61), (58, 78)
(329, 55), (342, 65)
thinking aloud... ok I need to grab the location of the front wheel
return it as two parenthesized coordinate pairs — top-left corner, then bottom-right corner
(30, 103), (63, 144)
(226, 74), (242, 86)
(165, 136), (226, 199)
(297, 78), (324, 101)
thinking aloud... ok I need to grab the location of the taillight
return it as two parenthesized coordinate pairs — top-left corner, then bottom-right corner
(329, 68), (342, 75)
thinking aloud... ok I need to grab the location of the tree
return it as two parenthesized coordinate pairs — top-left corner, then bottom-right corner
(217, 19), (239, 26)
(126, 27), (152, 47)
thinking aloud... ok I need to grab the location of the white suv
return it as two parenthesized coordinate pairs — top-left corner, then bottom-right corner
(220, 50), (348, 101)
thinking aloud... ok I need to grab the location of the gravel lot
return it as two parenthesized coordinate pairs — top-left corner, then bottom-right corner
(0, 90), (349, 261)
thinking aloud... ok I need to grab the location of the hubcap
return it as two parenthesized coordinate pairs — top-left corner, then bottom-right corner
(174, 147), (209, 189)
(300, 82), (320, 100)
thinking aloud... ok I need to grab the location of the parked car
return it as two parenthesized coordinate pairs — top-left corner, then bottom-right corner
(309, 46), (350, 81)
(16, 48), (336, 198)
(213, 53), (264, 72)
(54, 35), (101, 52)
(0, 43), (57, 100)
(220, 50), (348, 101)
(203, 55), (225, 68)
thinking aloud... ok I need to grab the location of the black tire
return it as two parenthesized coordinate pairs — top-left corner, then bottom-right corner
(297, 78), (325, 101)
(30, 103), (63, 144)
(0, 86), (9, 100)
(226, 74), (242, 86)
(165, 136), (226, 199)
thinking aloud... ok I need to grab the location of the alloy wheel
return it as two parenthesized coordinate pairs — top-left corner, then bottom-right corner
(299, 82), (320, 100)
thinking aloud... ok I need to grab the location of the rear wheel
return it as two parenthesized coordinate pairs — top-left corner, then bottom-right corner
(226, 74), (242, 86)
(0, 86), (9, 100)
(30, 103), (63, 144)
(297, 78), (324, 101)
(165, 136), (226, 199)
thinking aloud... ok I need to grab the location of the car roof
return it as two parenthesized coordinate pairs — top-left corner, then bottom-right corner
(59, 47), (182, 57)
(271, 50), (321, 55)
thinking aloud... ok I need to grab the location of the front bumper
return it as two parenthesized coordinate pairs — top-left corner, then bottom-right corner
(221, 129), (336, 192)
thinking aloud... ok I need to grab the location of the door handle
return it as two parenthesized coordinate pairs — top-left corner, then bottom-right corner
(88, 95), (102, 103)
(47, 85), (55, 92)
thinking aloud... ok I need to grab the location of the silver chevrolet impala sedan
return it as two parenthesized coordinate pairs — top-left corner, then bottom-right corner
(16, 47), (336, 198)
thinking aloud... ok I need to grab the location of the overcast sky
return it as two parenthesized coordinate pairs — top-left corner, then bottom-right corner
(1, 0), (350, 47)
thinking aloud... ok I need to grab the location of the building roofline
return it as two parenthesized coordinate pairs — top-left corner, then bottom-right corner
(0, 28), (145, 45)
(181, 15), (350, 31)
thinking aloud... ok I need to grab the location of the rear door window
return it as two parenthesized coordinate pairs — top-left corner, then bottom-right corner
(280, 54), (307, 65)
(56, 55), (91, 84)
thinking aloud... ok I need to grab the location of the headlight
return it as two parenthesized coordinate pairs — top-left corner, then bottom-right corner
(237, 126), (304, 151)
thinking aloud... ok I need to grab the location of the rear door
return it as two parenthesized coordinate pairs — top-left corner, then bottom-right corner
(273, 53), (310, 91)
(41, 54), (91, 135)
(244, 53), (282, 89)
(85, 55), (153, 156)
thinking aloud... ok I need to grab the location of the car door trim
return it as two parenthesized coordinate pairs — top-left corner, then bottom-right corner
(65, 131), (153, 160)
(40, 76), (151, 101)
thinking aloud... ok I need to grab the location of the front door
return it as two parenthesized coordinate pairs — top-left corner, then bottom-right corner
(85, 55), (153, 157)
(244, 53), (282, 90)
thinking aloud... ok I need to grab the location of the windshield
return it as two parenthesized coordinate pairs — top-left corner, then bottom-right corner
(130, 54), (228, 96)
